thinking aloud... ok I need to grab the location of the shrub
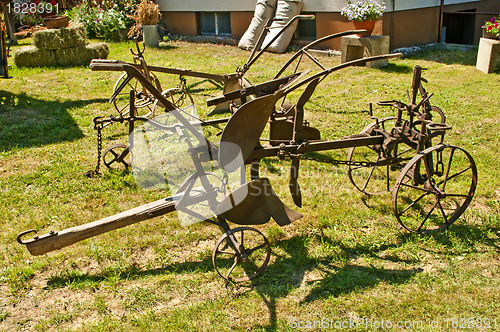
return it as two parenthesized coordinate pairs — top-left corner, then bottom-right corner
(67, 0), (139, 40)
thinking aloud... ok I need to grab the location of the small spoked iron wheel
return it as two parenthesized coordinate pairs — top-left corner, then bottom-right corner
(102, 143), (131, 170)
(112, 72), (155, 117)
(212, 227), (271, 282)
(347, 117), (413, 195)
(392, 144), (477, 233)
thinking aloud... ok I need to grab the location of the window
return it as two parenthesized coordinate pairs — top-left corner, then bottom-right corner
(294, 14), (316, 40)
(200, 12), (231, 36)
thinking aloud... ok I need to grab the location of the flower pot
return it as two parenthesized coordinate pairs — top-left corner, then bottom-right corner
(353, 20), (376, 37)
(43, 15), (69, 29)
(482, 27), (499, 40)
(142, 25), (160, 48)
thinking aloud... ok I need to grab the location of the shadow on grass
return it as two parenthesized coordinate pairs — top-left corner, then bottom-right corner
(411, 223), (500, 254)
(403, 48), (479, 66)
(378, 62), (414, 74)
(247, 235), (420, 331)
(0, 91), (106, 151)
(157, 44), (178, 51)
(46, 233), (420, 331)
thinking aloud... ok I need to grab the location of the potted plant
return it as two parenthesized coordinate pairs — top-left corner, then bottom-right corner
(341, 0), (386, 37)
(128, 0), (161, 47)
(482, 16), (499, 40)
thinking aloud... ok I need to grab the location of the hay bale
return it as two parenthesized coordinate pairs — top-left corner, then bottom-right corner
(33, 24), (86, 51)
(15, 42), (109, 67)
(87, 42), (109, 59)
(14, 46), (57, 67)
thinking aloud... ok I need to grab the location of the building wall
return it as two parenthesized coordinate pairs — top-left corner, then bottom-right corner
(383, 7), (440, 49)
(159, 0), (499, 50)
(158, 0), (483, 12)
(230, 12), (254, 39)
(161, 12), (198, 36)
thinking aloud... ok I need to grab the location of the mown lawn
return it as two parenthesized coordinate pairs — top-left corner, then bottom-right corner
(0, 38), (499, 331)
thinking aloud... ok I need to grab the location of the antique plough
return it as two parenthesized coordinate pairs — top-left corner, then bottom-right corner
(87, 15), (368, 172)
(17, 42), (477, 282)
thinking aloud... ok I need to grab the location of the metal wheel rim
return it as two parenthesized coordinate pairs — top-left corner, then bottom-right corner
(392, 144), (477, 233)
(347, 117), (411, 195)
(102, 143), (132, 170)
(112, 72), (154, 117)
(212, 226), (271, 282)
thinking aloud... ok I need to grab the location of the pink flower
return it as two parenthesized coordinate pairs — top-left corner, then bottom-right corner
(494, 22), (499, 28)
(491, 17), (496, 23)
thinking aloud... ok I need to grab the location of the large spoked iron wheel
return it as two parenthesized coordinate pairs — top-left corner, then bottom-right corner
(112, 72), (155, 117)
(212, 227), (271, 282)
(151, 87), (196, 119)
(392, 144), (477, 233)
(347, 117), (413, 195)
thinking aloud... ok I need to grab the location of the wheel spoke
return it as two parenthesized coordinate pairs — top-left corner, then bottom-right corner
(417, 200), (438, 232)
(362, 161), (377, 192)
(400, 182), (431, 193)
(437, 166), (472, 187)
(443, 193), (472, 198)
(246, 243), (267, 255)
(437, 200), (448, 224)
(442, 146), (456, 190)
(226, 258), (239, 280)
(398, 191), (430, 216)
(216, 249), (235, 255)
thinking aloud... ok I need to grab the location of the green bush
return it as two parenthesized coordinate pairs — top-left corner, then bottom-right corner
(66, 0), (140, 40)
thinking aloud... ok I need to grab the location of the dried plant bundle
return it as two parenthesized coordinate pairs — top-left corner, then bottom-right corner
(128, 0), (161, 38)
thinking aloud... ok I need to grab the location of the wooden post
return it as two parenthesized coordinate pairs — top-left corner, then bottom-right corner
(2, 4), (17, 45)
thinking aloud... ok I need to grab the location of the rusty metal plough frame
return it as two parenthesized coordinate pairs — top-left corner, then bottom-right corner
(17, 28), (477, 283)
(88, 15), (368, 172)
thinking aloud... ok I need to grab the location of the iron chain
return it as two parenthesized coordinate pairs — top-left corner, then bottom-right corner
(300, 153), (375, 167)
(85, 120), (104, 177)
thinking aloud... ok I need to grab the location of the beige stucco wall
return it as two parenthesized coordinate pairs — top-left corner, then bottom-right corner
(158, 0), (482, 12)
(159, 0), (499, 50)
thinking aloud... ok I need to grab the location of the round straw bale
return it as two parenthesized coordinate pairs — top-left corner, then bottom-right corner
(87, 42), (109, 59)
(34, 24), (86, 51)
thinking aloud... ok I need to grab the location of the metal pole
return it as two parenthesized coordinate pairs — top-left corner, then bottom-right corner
(438, 0), (444, 43)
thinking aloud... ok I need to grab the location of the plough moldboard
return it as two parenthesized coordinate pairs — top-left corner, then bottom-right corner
(17, 25), (477, 282)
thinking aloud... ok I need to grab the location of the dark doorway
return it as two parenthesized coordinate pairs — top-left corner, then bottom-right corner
(443, 9), (476, 44)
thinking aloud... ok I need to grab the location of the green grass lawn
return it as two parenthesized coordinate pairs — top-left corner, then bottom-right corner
(0, 38), (499, 331)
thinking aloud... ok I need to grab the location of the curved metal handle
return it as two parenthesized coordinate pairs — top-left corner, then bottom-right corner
(426, 122), (452, 131)
(130, 37), (145, 56)
(17, 229), (37, 245)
